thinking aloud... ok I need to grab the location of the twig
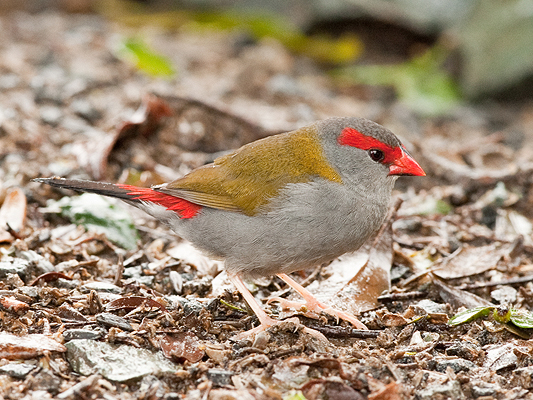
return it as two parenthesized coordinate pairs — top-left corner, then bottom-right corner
(269, 344), (305, 358)
(459, 274), (533, 290)
(5, 222), (22, 240)
(378, 291), (426, 302)
(305, 324), (381, 339)
(57, 375), (100, 399)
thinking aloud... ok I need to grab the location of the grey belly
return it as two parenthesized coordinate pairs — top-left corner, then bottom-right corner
(177, 183), (388, 278)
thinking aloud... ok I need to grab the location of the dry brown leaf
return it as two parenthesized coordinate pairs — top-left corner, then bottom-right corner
(160, 332), (204, 363)
(368, 381), (403, 400)
(301, 379), (365, 400)
(0, 333), (66, 360)
(0, 187), (27, 242)
(381, 313), (409, 327)
(484, 343), (520, 371)
(30, 271), (73, 286)
(117, 93), (173, 139)
(68, 129), (117, 180)
(106, 296), (167, 312)
(432, 275), (493, 309)
(68, 94), (172, 179)
(0, 296), (30, 314)
(159, 95), (270, 153)
(432, 243), (512, 279)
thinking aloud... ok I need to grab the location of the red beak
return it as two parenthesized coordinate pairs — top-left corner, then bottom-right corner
(389, 147), (425, 176)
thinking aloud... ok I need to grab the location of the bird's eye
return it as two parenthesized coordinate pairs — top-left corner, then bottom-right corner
(368, 149), (385, 162)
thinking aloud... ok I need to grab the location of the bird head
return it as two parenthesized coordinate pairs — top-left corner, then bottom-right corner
(317, 117), (425, 190)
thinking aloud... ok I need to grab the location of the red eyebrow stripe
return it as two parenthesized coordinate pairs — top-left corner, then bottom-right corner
(338, 127), (402, 163)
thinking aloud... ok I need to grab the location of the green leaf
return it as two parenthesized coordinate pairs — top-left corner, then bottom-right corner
(98, 3), (362, 65)
(448, 306), (494, 326)
(191, 11), (362, 64)
(118, 37), (175, 78)
(283, 391), (307, 400)
(510, 310), (533, 329)
(335, 44), (461, 115)
(49, 193), (140, 250)
(492, 306), (512, 324)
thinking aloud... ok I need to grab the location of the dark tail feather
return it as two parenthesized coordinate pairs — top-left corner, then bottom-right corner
(33, 178), (137, 201)
(33, 177), (202, 219)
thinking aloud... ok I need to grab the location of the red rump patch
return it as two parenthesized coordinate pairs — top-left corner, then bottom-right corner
(338, 127), (402, 164)
(116, 184), (201, 219)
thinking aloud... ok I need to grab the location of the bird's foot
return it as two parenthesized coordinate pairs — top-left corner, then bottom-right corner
(267, 297), (310, 311)
(268, 297), (367, 330)
(233, 315), (289, 340)
(319, 306), (368, 330)
(234, 316), (329, 343)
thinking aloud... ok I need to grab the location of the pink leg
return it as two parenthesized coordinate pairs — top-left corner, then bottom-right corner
(269, 273), (368, 330)
(228, 274), (278, 329)
(228, 274), (329, 341)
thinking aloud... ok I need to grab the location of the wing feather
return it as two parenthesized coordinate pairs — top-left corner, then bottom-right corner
(155, 126), (342, 216)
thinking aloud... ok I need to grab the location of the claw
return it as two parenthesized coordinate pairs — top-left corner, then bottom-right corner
(233, 316), (294, 340)
(274, 273), (368, 330)
(267, 297), (309, 312)
(233, 316), (329, 344)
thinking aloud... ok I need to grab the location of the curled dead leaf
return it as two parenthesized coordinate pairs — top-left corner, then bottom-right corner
(106, 296), (167, 312)
(381, 313), (409, 328)
(30, 272), (73, 286)
(117, 93), (173, 139)
(69, 94), (172, 179)
(0, 188), (27, 242)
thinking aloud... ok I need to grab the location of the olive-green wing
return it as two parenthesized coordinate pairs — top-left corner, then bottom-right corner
(155, 126), (342, 216)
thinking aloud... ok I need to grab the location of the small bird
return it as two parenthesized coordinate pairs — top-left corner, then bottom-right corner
(35, 117), (424, 337)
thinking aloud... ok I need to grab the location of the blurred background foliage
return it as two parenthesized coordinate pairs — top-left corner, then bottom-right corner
(2, 0), (533, 115)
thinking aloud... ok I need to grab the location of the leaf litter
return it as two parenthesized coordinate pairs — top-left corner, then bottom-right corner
(1, 9), (533, 400)
(0, 188), (27, 243)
